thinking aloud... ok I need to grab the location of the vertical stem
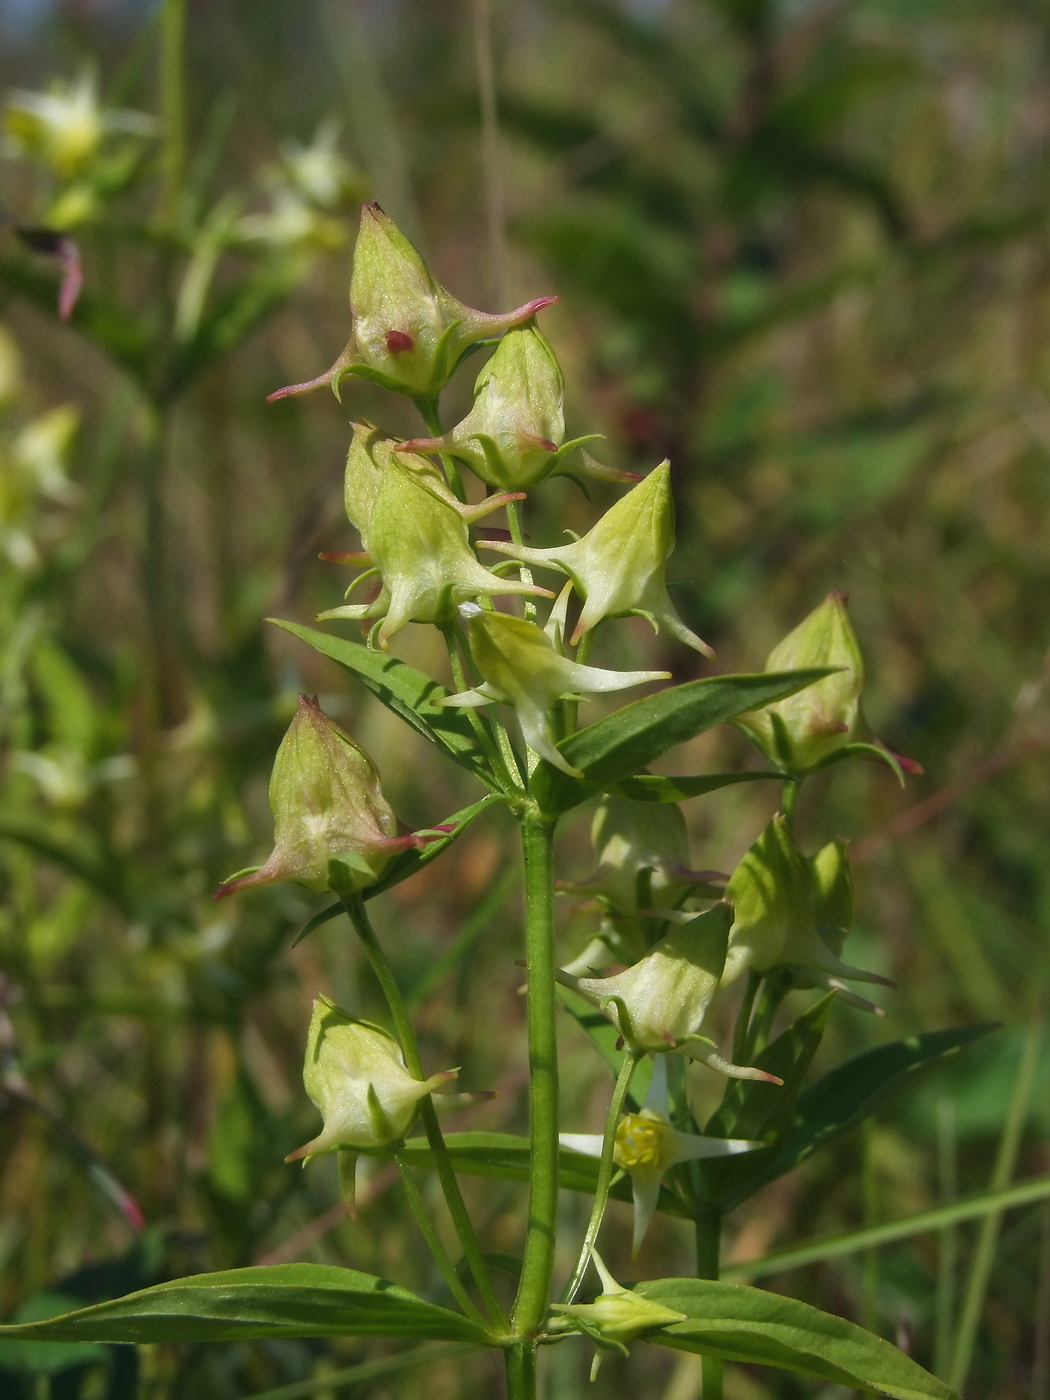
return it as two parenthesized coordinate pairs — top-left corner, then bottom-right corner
(781, 777), (799, 831)
(417, 397), (466, 501)
(561, 1052), (639, 1303)
(511, 814), (560, 1337)
(505, 500), (537, 624)
(157, 0), (186, 228)
(472, 0), (507, 307)
(391, 1145), (487, 1323)
(934, 1097), (958, 1379)
(948, 1012), (1043, 1391)
(695, 1205), (723, 1400)
(732, 971), (761, 1066)
(343, 896), (506, 1327)
(505, 1342), (536, 1400)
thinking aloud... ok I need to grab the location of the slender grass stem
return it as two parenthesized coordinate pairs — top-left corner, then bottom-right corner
(343, 896), (506, 1328)
(472, 0), (507, 307)
(948, 1011), (1043, 1391)
(511, 814), (560, 1338)
(695, 1205), (723, 1400)
(934, 1097), (958, 1378)
(157, 0), (186, 228)
(561, 1051), (639, 1303)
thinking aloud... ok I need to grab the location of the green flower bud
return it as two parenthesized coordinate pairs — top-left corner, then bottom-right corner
(287, 996), (457, 1161)
(549, 1249), (685, 1360)
(268, 204), (557, 403)
(214, 695), (425, 899)
(724, 816), (891, 1001)
(733, 592), (920, 778)
(483, 463), (713, 655)
(439, 609), (669, 777)
(557, 904), (777, 1080)
(398, 324), (578, 490)
(559, 794), (721, 916)
(320, 450), (550, 648)
(809, 837), (853, 958)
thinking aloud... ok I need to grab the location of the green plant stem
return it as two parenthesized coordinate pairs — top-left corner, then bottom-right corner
(511, 814), (560, 1343)
(157, 0), (186, 228)
(343, 896), (506, 1328)
(746, 968), (791, 1058)
(948, 1011), (1043, 1391)
(505, 500), (537, 624)
(391, 1144), (487, 1325)
(732, 971), (762, 1066)
(417, 396), (466, 501)
(562, 1051), (639, 1303)
(439, 623), (518, 792)
(695, 1205), (724, 1400)
(453, 619), (525, 788)
(781, 776), (799, 830)
(504, 1342), (537, 1400)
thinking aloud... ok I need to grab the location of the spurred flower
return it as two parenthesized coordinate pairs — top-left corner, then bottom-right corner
(561, 1057), (762, 1255)
(734, 592), (919, 779)
(214, 695), (427, 899)
(482, 462), (713, 654)
(438, 609), (669, 776)
(723, 815), (892, 1005)
(556, 904), (779, 1080)
(320, 449), (549, 648)
(549, 1248), (685, 1373)
(268, 204), (556, 402)
(286, 996), (456, 1162)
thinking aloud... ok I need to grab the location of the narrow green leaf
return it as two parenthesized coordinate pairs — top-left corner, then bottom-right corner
(740, 1023), (998, 1198)
(609, 771), (784, 802)
(0, 1265), (493, 1347)
(722, 1171), (1050, 1281)
(291, 903), (342, 948)
(268, 620), (492, 785)
(394, 1132), (690, 1219)
(0, 1294), (107, 1376)
(697, 996), (832, 1210)
(635, 1278), (958, 1400)
(532, 669), (834, 816)
(365, 795), (499, 900)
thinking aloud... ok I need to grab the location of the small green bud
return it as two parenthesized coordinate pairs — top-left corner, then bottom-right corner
(558, 794), (720, 916)
(549, 1249), (685, 1355)
(724, 815), (891, 1001)
(287, 996), (457, 1161)
(214, 695), (425, 899)
(557, 904), (777, 1080)
(809, 837), (853, 958)
(734, 592), (920, 779)
(268, 204), (557, 403)
(321, 450), (550, 648)
(398, 324), (569, 490)
(439, 609), (669, 776)
(483, 463), (713, 654)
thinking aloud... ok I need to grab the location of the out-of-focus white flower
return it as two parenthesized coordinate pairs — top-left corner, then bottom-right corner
(5, 68), (156, 178)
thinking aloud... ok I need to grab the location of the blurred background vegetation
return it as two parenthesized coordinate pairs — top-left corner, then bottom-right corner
(0, 0), (1048, 1396)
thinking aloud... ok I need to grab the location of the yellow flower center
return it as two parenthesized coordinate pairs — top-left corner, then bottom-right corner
(614, 1112), (668, 1171)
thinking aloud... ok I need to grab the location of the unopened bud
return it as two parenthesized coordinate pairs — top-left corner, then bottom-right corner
(214, 695), (425, 899)
(269, 204), (557, 403)
(287, 996), (456, 1160)
(549, 1249), (685, 1351)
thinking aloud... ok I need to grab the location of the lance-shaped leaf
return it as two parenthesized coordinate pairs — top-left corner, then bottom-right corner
(0, 1264), (494, 1346)
(633, 1278), (959, 1400)
(609, 771), (784, 802)
(268, 619), (493, 786)
(531, 668), (836, 817)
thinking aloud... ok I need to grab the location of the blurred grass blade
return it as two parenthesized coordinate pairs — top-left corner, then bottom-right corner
(636, 1278), (958, 1400)
(723, 1171), (1050, 1281)
(0, 816), (127, 912)
(245, 1344), (478, 1400)
(406, 862), (520, 1009)
(948, 1012), (1044, 1390)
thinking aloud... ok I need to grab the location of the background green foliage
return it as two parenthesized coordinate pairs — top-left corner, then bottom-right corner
(0, 0), (1048, 1396)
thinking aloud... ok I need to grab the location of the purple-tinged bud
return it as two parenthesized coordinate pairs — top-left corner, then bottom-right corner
(214, 695), (426, 899)
(268, 204), (557, 403)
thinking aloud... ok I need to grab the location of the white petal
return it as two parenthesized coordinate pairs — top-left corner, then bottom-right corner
(630, 1168), (663, 1257)
(666, 1132), (765, 1164)
(559, 1133), (604, 1159)
(640, 1054), (670, 1119)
